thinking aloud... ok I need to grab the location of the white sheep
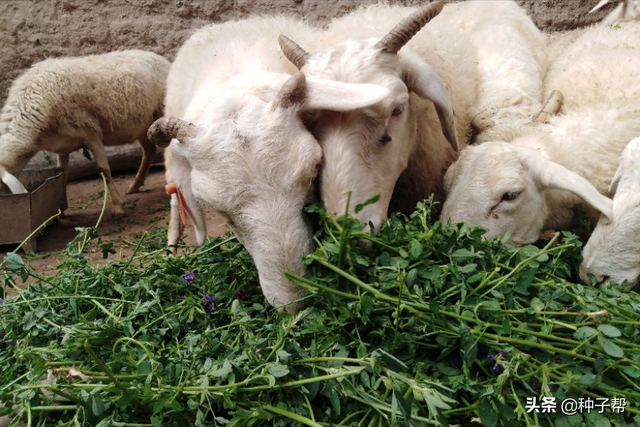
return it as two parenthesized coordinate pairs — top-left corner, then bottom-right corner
(279, 0), (478, 231)
(279, 1), (546, 232)
(0, 50), (170, 216)
(151, 16), (390, 312)
(579, 136), (640, 288)
(452, 1), (548, 144)
(440, 21), (640, 246)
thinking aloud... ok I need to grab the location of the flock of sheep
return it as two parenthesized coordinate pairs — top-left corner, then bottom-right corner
(0, 0), (638, 312)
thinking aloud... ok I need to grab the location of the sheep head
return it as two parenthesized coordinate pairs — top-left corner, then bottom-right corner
(278, 1), (458, 232)
(440, 141), (613, 247)
(148, 72), (389, 312)
(580, 136), (640, 288)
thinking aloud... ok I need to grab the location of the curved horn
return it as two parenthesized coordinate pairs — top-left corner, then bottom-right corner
(532, 90), (564, 124)
(375, 0), (444, 55)
(278, 35), (310, 70)
(147, 117), (200, 148)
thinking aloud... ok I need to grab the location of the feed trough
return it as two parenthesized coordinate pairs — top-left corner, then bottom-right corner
(0, 168), (65, 252)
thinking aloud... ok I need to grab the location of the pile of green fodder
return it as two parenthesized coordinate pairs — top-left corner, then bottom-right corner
(1, 199), (639, 427)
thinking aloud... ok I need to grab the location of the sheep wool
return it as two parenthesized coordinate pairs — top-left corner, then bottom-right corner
(0, 49), (170, 215)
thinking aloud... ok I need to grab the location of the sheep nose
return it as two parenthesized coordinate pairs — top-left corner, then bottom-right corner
(579, 268), (607, 286)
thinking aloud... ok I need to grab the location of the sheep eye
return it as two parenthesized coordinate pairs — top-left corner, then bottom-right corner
(379, 134), (392, 144)
(501, 191), (520, 202)
(391, 105), (405, 116)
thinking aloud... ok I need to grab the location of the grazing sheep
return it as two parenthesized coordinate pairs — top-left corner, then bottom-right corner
(453, 1), (548, 143)
(0, 50), (170, 216)
(579, 136), (640, 288)
(440, 21), (640, 246)
(279, 0), (479, 231)
(152, 16), (390, 312)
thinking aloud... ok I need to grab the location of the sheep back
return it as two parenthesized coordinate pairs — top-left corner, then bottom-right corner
(0, 50), (169, 173)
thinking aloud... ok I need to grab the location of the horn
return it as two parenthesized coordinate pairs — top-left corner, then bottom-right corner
(531, 90), (564, 124)
(147, 117), (200, 148)
(375, 0), (444, 55)
(278, 35), (310, 70)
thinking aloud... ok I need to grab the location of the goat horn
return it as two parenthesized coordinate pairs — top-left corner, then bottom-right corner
(531, 90), (564, 124)
(278, 35), (310, 70)
(375, 0), (444, 55)
(147, 117), (200, 148)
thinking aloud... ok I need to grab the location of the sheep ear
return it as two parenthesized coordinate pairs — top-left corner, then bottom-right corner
(273, 72), (308, 109)
(399, 53), (458, 151)
(516, 149), (613, 222)
(302, 78), (391, 112)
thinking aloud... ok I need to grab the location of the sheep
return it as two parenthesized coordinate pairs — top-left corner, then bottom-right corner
(579, 136), (640, 288)
(278, 0), (479, 232)
(0, 50), (169, 216)
(440, 21), (640, 247)
(453, 1), (548, 144)
(150, 16), (391, 312)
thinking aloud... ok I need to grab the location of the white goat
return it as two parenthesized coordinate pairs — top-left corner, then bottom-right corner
(450, 1), (548, 144)
(150, 16), (390, 312)
(279, 1), (479, 231)
(0, 50), (169, 216)
(440, 21), (640, 246)
(579, 136), (640, 287)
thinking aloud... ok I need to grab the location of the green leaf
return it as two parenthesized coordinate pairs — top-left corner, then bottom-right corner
(409, 239), (423, 259)
(585, 411), (611, 427)
(530, 297), (545, 312)
(597, 334), (624, 358)
(478, 397), (498, 427)
(574, 326), (598, 340)
(555, 415), (584, 427)
(459, 323), (478, 370)
(623, 366), (640, 379)
(267, 363), (290, 378)
(597, 324), (622, 338)
(212, 360), (233, 380)
(91, 394), (105, 417)
(4, 252), (24, 267)
(451, 249), (476, 263)
(355, 194), (380, 214)
(578, 373), (600, 386)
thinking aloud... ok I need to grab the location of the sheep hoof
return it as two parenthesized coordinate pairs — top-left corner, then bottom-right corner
(126, 184), (142, 195)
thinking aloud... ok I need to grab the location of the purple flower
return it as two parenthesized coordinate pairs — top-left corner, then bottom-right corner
(202, 294), (216, 313)
(0, 298), (4, 304)
(487, 351), (507, 373)
(237, 288), (252, 300)
(183, 271), (196, 285)
(176, 296), (185, 303)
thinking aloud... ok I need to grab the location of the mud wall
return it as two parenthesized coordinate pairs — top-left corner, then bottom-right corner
(0, 0), (612, 105)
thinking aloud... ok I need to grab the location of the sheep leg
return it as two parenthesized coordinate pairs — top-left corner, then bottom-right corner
(57, 153), (70, 212)
(127, 134), (157, 194)
(83, 139), (125, 217)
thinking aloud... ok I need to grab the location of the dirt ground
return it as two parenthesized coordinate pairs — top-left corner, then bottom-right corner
(0, 167), (229, 292)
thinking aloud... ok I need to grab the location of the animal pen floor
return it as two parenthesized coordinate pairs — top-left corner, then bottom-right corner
(0, 167), (229, 295)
